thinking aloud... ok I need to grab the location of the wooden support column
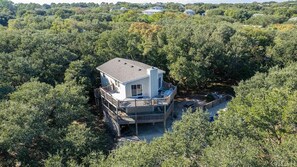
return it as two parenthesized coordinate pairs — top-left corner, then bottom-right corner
(100, 96), (103, 110)
(164, 105), (167, 132)
(113, 120), (120, 137)
(171, 101), (174, 119)
(135, 99), (138, 136)
(116, 107), (121, 137)
(135, 110), (138, 136)
(117, 123), (121, 137)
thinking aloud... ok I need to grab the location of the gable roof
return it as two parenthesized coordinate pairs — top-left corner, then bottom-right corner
(97, 58), (165, 84)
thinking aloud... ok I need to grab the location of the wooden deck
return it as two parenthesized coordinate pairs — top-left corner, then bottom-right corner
(102, 101), (174, 125)
(95, 82), (177, 108)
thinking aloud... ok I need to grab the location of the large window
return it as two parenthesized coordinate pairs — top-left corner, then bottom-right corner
(131, 84), (142, 96)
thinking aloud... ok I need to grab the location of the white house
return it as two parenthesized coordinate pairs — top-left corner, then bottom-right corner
(288, 17), (297, 22)
(252, 13), (265, 17)
(97, 58), (165, 100)
(95, 58), (177, 137)
(142, 6), (164, 15)
(184, 9), (195, 16)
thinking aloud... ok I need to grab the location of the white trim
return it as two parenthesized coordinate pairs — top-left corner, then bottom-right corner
(99, 71), (123, 85)
(97, 67), (165, 85)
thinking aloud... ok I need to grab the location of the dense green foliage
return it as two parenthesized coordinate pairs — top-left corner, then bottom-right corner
(98, 62), (297, 167)
(0, 0), (297, 166)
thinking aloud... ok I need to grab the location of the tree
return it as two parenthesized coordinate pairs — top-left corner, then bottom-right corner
(245, 15), (286, 27)
(270, 29), (297, 66)
(212, 63), (297, 165)
(0, 81), (112, 166)
(113, 10), (139, 22)
(225, 9), (252, 22)
(103, 109), (211, 166)
(64, 60), (92, 89)
(200, 136), (265, 166)
(205, 8), (224, 16)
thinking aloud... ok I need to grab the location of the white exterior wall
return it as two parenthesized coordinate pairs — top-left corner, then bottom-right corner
(100, 72), (126, 99)
(100, 70), (164, 99)
(125, 77), (150, 98)
(118, 83), (126, 100)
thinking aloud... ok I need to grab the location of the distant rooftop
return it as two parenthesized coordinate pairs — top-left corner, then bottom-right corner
(142, 6), (164, 15)
(289, 17), (297, 21)
(252, 13), (265, 17)
(97, 58), (165, 84)
(184, 9), (195, 15)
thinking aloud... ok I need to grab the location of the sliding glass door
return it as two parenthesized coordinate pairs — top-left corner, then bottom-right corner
(131, 84), (142, 96)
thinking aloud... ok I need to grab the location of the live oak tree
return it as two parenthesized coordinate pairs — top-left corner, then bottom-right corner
(1, 1), (297, 166)
(0, 81), (112, 166)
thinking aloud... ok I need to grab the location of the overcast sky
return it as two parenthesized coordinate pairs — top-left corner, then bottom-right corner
(11, 0), (289, 5)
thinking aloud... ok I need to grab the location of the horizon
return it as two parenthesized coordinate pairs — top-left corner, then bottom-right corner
(11, 0), (290, 5)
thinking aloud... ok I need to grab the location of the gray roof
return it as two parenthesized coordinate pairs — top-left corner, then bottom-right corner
(97, 58), (165, 84)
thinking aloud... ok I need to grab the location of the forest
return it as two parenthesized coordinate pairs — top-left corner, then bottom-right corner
(0, 0), (297, 166)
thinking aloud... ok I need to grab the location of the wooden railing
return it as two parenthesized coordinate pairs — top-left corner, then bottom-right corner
(97, 82), (177, 108)
(102, 104), (118, 120)
(99, 86), (119, 107)
(166, 101), (174, 118)
(102, 100), (175, 125)
(202, 95), (232, 110)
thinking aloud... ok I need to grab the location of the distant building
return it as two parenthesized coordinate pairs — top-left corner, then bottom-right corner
(179, 5), (185, 11)
(143, 6), (164, 15)
(120, 7), (127, 11)
(184, 9), (195, 16)
(151, 6), (163, 10)
(288, 17), (297, 22)
(110, 7), (128, 12)
(252, 13), (265, 17)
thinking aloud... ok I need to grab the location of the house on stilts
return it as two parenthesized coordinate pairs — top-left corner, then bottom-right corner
(94, 58), (177, 137)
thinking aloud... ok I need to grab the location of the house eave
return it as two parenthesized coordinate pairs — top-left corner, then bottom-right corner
(97, 66), (165, 85)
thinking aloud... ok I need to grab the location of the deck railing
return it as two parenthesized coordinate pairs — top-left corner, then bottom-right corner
(102, 100), (175, 124)
(98, 86), (120, 107)
(97, 82), (177, 108)
(202, 95), (232, 110)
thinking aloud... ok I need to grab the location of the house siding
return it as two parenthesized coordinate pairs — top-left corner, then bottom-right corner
(100, 71), (163, 100)
(126, 77), (150, 98)
(100, 72), (126, 99)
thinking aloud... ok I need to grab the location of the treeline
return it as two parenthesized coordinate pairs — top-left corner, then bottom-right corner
(1, 0), (297, 166)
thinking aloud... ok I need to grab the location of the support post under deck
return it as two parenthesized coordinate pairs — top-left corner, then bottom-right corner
(135, 111), (138, 136)
(164, 105), (167, 132)
(116, 108), (121, 137)
(171, 101), (174, 119)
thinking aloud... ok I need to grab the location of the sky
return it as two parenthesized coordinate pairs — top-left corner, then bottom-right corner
(11, 0), (289, 5)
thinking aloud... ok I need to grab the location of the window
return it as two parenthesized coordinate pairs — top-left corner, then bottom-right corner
(115, 80), (120, 87)
(158, 77), (162, 89)
(131, 84), (142, 96)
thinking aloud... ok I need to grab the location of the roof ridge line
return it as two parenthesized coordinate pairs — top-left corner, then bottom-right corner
(118, 58), (150, 70)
